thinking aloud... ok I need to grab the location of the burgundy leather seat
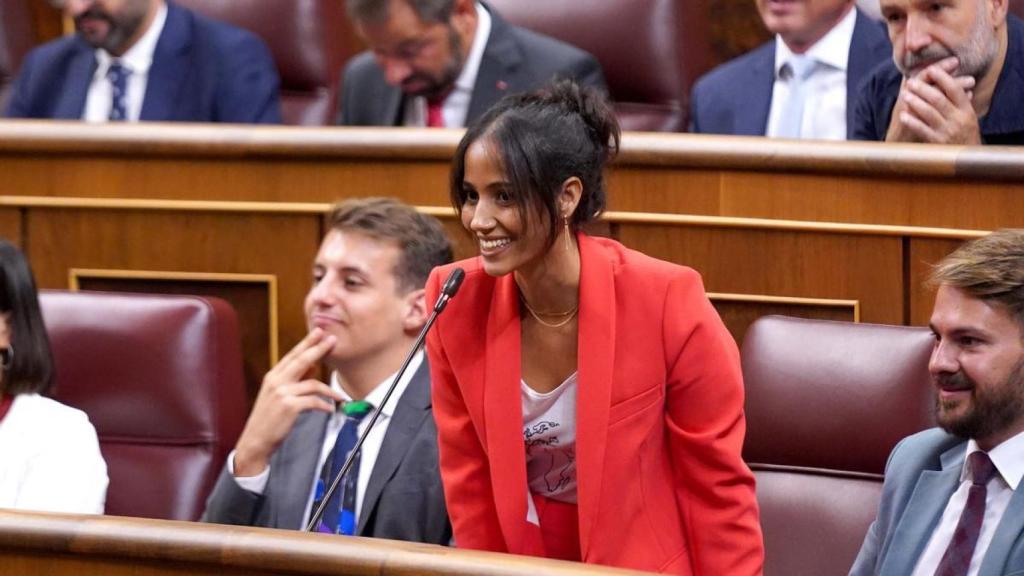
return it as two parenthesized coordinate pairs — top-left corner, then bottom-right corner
(0, 0), (36, 113)
(174, 0), (354, 125)
(41, 290), (247, 521)
(741, 315), (936, 576)
(486, 0), (712, 132)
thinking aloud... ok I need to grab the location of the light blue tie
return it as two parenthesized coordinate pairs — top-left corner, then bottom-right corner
(107, 62), (130, 122)
(775, 55), (817, 139)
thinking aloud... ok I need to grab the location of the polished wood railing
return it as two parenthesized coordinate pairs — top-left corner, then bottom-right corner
(0, 510), (650, 576)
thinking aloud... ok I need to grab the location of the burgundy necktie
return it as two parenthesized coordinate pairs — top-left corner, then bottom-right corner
(426, 95), (445, 128)
(934, 451), (997, 576)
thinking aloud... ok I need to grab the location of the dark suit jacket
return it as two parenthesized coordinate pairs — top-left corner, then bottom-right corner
(5, 1), (280, 123)
(337, 3), (606, 127)
(201, 361), (451, 545)
(851, 428), (1024, 575)
(689, 8), (889, 138)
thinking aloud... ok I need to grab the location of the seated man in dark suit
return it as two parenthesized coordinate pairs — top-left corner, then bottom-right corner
(690, 0), (889, 139)
(338, 0), (606, 128)
(851, 229), (1024, 575)
(203, 198), (453, 544)
(852, 0), (1024, 144)
(5, 0), (280, 123)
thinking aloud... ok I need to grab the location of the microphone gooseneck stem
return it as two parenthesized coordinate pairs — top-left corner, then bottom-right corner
(304, 268), (463, 533)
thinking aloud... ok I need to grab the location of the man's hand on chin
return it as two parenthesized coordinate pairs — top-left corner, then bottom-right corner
(885, 56), (981, 145)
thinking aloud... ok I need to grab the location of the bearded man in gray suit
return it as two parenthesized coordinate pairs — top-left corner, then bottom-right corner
(851, 228), (1024, 576)
(203, 198), (453, 544)
(338, 0), (606, 128)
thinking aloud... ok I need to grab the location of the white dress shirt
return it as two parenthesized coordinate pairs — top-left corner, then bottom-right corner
(402, 2), (491, 128)
(82, 2), (168, 123)
(230, 350), (423, 528)
(765, 6), (857, 140)
(0, 393), (108, 514)
(911, 431), (1024, 576)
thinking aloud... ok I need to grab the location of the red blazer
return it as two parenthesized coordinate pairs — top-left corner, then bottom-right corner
(425, 234), (763, 575)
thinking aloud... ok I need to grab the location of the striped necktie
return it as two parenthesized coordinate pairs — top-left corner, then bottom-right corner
(312, 399), (374, 535)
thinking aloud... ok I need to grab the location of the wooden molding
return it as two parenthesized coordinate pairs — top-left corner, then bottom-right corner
(69, 268), (280, 365)
(708, 292), (861, 322)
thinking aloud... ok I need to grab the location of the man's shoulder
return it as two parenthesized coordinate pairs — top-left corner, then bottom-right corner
(886, 428), (964, 476)
(693, 41), (774, 98)
(19, 33), (90, 71)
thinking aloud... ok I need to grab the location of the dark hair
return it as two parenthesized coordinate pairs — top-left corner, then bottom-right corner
(346, 0), (455, 25)
(326, 197), (454, 293)
(450, 79), (620, 245)
(929, 229), (1024, 332)
(0, 240), (54, 395)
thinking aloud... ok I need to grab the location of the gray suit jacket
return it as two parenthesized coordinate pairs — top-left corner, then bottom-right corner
(337, 3), (606, 127)
(201, 361), (450, 545)
(851, 428), (1024, 576)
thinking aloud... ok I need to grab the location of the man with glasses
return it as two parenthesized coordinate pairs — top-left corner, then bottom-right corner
(337, 0), (606, 128)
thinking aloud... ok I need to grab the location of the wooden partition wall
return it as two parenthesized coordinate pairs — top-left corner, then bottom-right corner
(0, 510), (648, 576)
(1, 121), (1019, 398)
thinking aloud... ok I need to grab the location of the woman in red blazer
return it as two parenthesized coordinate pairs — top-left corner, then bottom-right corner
(425, 81), (763, 575)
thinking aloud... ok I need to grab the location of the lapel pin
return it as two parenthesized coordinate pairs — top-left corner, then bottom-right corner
(496, 80), (508, 91)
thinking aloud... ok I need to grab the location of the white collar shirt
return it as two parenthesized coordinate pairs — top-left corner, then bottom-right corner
(83, 2), (168, 122)
(403, 1), (491, 128)
(765, 6), (856, 140)
(912, 431), (1024, 576)
(229, 350), (423, 530)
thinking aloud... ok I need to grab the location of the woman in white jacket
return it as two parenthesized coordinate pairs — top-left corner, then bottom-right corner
(0, 240), (108, 514)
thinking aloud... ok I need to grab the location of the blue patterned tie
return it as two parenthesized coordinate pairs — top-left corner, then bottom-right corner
(107, 62), (130, 122)
(312, 400), (373, 535)
(775, 55), (817, 139)
(934, 451), (997, 576)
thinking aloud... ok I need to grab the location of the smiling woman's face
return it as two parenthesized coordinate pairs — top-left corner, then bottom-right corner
(458, 139), (551, 278)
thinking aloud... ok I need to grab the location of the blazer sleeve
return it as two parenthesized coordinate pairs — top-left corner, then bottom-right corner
(424, 269), (506, 551)
(201, 460), (266, 526)
(4, 49), (37, 118)
(663, 271), (764, 576)
(216, 32), (281, 124)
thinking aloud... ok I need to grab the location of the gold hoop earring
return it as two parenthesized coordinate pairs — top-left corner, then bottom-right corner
(563, 215), (571, 251)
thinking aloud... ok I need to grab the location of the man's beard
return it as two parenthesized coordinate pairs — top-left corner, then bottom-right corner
(935, 357), (1024, 442)
(75, 6), (146, 54)
(896, 8), (999, 79)
(401, 27), (463, 100)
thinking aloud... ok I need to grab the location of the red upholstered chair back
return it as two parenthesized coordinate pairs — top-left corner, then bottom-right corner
(41, 290), (247, 521)
(173, 0), (354, 125)
(741, 316), (936, 576)
(0, 0), (36, 112)
(1012, 0), (1024, 19)
(486, 0), (712, 132)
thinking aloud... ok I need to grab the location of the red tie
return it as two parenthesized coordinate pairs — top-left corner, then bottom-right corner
(426, 96), (445, 128)
(934, 451), (997, 576)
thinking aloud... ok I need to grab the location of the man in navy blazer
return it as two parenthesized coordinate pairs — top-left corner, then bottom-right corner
(851, 229), (1024, 576)
(338, 0), (605, 128)
(690, 0), (889, 139)
(5, 0), (280, 123)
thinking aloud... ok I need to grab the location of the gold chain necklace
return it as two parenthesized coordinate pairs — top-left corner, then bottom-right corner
(519, 294), (579, 328)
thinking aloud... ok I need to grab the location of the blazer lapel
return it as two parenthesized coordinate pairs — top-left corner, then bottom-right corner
(978, 478), (1024, 575)
(574, 234), (615, 559)
(55, 46), (96, 120)
(141, 3), (189, 121)
(737, 44), (775, 136)
(466, 7), (517, 125)
(357, 361), (431, 535)
(846, 10), (891, 136)
(272, 410), (329, 529)
(483, 273), (543, 555)
(879, 445), (965, 576)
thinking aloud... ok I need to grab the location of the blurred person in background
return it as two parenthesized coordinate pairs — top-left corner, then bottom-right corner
(0, 240), (108, 513)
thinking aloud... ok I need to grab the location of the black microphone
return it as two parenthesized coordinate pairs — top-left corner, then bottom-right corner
(305, 267), (465, 533)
